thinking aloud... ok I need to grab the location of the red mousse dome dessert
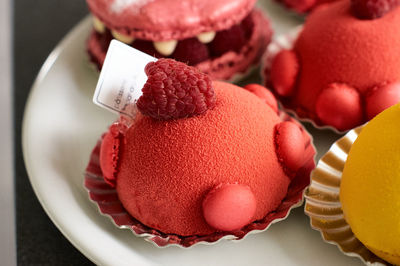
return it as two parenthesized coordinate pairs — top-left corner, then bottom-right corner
(265, 0), (400, 131)
(86, 0), (272, 81)
(277, 0), (338, 14)
(85, 59), (315, 245)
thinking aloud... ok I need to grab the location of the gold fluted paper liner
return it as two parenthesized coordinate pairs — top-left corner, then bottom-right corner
(304, 127), (390, 266)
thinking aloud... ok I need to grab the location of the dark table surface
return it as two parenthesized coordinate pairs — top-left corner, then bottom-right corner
(14, 1), (94, 264)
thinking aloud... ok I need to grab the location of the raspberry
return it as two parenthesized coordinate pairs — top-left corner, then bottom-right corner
(132, 39), (163, 58)
(171, 38), (210, 66)
(209, 24), (246, 57)
(137, 59), (216, 120)
(98, 29), (113, 52)
(351, 0), (400, 19)
(240, 14), (255, 39)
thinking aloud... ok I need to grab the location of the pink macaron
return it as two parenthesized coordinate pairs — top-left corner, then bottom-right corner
(86, 0), (273, 81)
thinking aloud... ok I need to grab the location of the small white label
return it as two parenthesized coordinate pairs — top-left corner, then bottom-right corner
(93, 39), (157, 118)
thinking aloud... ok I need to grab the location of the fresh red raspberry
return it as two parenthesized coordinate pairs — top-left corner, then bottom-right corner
(137, 59), (216, 120)
(209, 25), (246, 57)
(172, 38), (210, 66)
(351, 0), (400, 19)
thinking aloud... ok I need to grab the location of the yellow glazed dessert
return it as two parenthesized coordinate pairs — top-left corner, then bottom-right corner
(340, 104), (400, 265)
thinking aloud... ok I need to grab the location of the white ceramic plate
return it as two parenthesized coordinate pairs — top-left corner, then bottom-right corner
(22, 1), (363, 265)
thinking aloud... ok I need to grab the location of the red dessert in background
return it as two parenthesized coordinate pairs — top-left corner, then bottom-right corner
(86, 59), (315, 243)
(265, 0), (400, 131)
(277, 0), (338, 13)
(86, 0), (272, 81)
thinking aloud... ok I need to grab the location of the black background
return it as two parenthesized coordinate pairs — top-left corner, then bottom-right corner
(14, 1), (93, 264)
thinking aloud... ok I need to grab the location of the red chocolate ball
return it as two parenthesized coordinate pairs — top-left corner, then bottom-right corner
(202, 184), (256, 231)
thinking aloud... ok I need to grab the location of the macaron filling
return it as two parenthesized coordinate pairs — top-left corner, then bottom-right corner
(88, 10), (266, 68)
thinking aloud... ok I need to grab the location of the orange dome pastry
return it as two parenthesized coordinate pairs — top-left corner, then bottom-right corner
(340, 103), (400, 265)
(85, 59), (316, 246)
(277, 0), (338, 14)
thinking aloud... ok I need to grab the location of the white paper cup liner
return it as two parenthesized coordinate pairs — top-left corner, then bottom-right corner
(304, 126), (389, 265)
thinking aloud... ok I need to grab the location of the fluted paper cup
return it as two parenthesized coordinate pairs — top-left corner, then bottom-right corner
(304, 127), (388, 265)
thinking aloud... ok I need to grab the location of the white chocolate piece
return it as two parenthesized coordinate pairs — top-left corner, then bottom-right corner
(93, 16), (105, 33)
(197, 31), (216, 44)
(153, 40), (178, 56)
(111, 30), (135, 44)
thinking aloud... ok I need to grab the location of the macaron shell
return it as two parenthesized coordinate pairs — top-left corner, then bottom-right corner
(365, 82), (400, 120)
(270, 49), (299, 97)
(87, 0), (257, 41)
(99, 130), (118, 186)
(195, 10), (272, 80)
(202, 184), (257, 232)
(274, 121), (305, 176)
(99, 123), (126, 187)
(243, 84), (278, 112)
(87, 9), (272, 81)
(315, 83), (363, 131)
